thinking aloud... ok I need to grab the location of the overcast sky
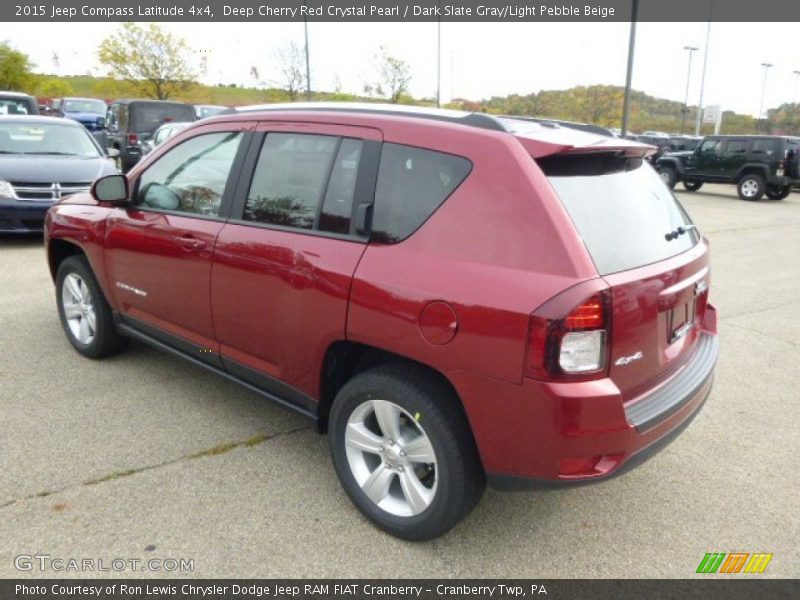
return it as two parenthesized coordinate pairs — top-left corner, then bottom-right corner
(5, 21), (800, 116)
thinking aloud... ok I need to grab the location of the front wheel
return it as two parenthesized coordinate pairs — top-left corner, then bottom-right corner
(683, 180), (703, 192)
(765, 184), (792, 200)
(329, 364), (485, 540)
(56, 256), (128, 358)
(737, 174), (766, 201)
(658, 167), (677, 189)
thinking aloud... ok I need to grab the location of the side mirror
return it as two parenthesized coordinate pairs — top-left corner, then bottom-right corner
(92, 174), (129, 205)
(106, 147), (120, 158)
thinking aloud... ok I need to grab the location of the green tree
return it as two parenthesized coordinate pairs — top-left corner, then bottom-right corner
(36, 78), (74, 98)
(97, 23), (196, 99)
(0, 42), (34, 91)
(371, 46), (411, 104)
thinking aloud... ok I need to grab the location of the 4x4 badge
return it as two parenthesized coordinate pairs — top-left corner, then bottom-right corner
(615, 351), (643, 366)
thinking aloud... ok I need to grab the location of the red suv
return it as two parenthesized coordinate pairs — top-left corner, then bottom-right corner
(44, 104), (718, 540)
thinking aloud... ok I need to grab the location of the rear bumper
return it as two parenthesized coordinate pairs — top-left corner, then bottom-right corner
(451, 307), (719, 487)
(0, 200), (51, 233)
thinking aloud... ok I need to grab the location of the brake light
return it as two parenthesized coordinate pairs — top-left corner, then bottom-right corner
(127, 133), (139, 145)
(525, 288), (611, 381)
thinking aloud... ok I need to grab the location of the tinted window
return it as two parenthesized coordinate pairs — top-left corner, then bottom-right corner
(541, 154), (699, 275)
(698, 139), (723, 157)
(319, 138), (363, 234)
(137, 132), (242, 217)
(372, 144), (471, 243)
(724, 140), (748, 156)
(245, 133), (339, 229)
(130, 103), (195, 133)
(750, 139), (780, 156)
(0, 98), (32, 115)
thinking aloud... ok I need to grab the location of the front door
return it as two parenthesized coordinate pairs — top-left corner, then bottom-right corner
(105, 122), (252, 365)
(211, 122), (382, 405)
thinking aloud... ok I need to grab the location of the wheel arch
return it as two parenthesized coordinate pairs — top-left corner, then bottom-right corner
(735, 164), (770, 182)
(48, 238), (86, 282)
(317, 341), (475, 445)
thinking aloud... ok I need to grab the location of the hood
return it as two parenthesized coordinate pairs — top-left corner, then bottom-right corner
(64, 111), (104, 122)
(663, 150), (694, 159)
(0, 155), (117, 183)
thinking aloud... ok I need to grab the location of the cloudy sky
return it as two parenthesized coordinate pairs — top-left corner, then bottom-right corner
(4, 21), (800, 116)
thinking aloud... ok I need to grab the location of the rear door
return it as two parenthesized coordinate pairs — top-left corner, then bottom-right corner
(719, 138), (749, 179)
(105, 121), (253, 364)
(540, 153), (711, 400)
(210, 122), (382, 403)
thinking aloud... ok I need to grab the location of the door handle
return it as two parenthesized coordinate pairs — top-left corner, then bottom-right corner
(176, 236), (207, 250)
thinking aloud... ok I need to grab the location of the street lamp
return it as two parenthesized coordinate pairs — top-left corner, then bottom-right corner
(681, 46), (698, 134)
(793, 70), (800, 105)
(758, 62), (773, 132)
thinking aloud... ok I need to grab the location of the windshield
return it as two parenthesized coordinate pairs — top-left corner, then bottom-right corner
(541, 153), (699, 275)
(64, 99), (107, 116)
(0, 122), (101, 157)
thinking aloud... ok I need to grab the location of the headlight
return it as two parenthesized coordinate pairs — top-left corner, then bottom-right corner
(0, 180), (18, 199)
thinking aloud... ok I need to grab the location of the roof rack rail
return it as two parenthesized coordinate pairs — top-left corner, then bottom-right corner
(224, 102), (509, 133)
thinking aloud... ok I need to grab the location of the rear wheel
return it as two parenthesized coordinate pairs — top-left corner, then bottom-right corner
(683, 181), (703, 192)
(329, 364), (484, 540)
(737, 174), (765, 201)
(658, 166), (677, 189)
(56, 256), (128, 359)
(765, 184), (792, 200)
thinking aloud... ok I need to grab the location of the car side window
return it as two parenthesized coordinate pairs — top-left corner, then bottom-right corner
(371, 143), (471, 244)
(750, 139), (779, 156)
(136, 131), (242, 217)
(244, 133), (350, 231)
(724, 140), (748, 156)
(699, 139), (723, 157)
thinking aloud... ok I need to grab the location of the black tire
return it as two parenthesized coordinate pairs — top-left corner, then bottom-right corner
(765, 185), (792, 200)
(683, 181), (703, 192)
(329, 364), (485, 541)
(56, 255), (128, 359)
(737, 173), (766, 201)
(658, 166), (677, 189)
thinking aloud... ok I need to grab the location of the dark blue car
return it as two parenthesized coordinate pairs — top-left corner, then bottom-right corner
(53, 97), (108, 132)
(0, 116), (118, 233)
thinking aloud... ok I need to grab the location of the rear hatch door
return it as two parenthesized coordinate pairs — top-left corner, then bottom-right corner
(537, 149), (710, 400)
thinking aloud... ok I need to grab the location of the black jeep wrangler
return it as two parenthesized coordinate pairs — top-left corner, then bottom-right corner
(656, 135), (800, 200)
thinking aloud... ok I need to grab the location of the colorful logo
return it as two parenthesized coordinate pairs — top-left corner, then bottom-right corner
(696, 552), (773, 574)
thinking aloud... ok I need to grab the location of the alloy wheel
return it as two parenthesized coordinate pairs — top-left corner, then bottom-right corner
(61, 273), (96, 345)
(344, 399), (438, 517)
(741, 179), (759, 198)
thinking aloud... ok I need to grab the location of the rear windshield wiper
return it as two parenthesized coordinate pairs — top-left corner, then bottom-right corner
(21, 151), (81, 156)
(665, 223), (696, 241)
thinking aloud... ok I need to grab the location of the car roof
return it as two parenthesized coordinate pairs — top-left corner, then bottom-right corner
(211, 102), (651, 157)
(0, 91), (35, 98)
(0, 115), (82, 126)
(113, 99), (194, 106)
(61, 97), (105, 102)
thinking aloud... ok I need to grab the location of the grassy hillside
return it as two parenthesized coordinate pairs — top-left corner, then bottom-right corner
(26, 74), (796, 136)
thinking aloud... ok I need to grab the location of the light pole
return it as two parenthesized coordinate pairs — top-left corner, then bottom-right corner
(620, 0), (638, 137)
(758, 62), (773, 133)
(303, 2), (311, 99)
(793, 70), (800, 105)
(436, 20), (441, 108)
(681, 46), (698, 134)
(694, 15), (712, 135)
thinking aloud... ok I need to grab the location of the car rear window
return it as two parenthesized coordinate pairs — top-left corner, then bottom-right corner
(130, 103), (195, 133)
(540, 153), (699, 275)
(371, 143), (471, 243)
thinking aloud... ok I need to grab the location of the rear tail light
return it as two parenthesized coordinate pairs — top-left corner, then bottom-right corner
(127, 133), (139, 145)
(525, 287), (611, 381)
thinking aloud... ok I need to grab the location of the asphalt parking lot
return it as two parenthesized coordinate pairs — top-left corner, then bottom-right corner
(1, 183), (798, 579)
